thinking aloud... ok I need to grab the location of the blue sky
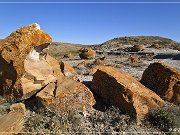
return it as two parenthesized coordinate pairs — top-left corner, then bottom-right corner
(0, 0), (180, 44)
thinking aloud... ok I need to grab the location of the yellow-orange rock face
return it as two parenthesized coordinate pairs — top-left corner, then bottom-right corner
(36, 76), (96, 113)
(0, 23), (58, 101)
(79, 47), (96, 59)
(141, 62), (180, 104)
(91, 66), (165, 121)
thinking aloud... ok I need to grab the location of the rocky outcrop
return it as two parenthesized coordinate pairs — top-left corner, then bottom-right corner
(0, 23), (63, 102)
(36, 76), (96, 114)
(0, 112), (24, 134)
(91, 66), (165, 121)
(79, 47), (96, 59)
(141, 62), (180, 104)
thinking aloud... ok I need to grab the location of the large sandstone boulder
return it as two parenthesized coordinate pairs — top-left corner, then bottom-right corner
(91, 66), (165, 121)
(79, 47), (96, 59)
(0, 23), (62, 101)
(36, 76), (96, 114)
(141, 62), (180, 104)
(0, 112), (24, 134)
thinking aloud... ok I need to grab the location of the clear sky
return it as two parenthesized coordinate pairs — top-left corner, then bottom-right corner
(0, 0), (180, 44)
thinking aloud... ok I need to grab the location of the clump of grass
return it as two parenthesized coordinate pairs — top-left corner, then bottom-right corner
(147, 103), (180, 134)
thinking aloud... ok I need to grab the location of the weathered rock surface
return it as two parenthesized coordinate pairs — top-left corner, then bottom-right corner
(91, 66), (165, 121)
(79, 47), (96, 59)
(0, 112), (24, 134)
(36, 76), (96, 113)
(141, 62), (180, 104)
(0, 23), (63, 101)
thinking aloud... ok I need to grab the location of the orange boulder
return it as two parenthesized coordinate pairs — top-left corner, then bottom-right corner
(0, 112), (24, 134)
(91, 66), (165, 121)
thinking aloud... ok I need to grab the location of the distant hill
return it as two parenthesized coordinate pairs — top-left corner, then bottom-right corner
(97, 36), (180, 50)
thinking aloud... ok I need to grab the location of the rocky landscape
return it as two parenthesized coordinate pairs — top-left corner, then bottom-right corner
(0, 23), (180, 134)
